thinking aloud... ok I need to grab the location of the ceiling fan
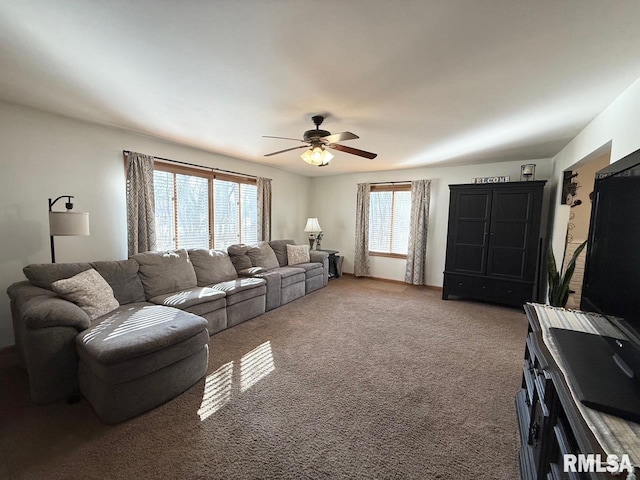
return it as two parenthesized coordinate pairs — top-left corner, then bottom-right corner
(263, 115), (377, 167)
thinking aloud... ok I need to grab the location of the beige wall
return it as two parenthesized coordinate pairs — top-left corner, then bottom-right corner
(0, 101), (311, 348)
(550, 76), (640, 261)
(309, 160), (554, 286)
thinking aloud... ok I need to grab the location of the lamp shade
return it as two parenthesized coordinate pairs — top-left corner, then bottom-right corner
(301, 147), (334, 166)
(49, 211), (90, 236)
(304, 217), (322, 233)
(520, 163), (536, 181)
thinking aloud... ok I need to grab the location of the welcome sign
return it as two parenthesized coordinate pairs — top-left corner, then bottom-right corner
(471, 176), (510, 184)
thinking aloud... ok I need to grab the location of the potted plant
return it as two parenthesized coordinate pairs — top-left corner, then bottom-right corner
(547, 239), (588, 307)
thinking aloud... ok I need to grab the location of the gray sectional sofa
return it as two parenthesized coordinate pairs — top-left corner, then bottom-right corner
(7, 240), (328, 423)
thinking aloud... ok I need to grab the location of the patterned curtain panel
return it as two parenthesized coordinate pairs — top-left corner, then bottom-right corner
(126, 152), (157, 256)
(405, 179), (431, 285)
(257, 177), (272, 242)
(354, 182), (371, 277)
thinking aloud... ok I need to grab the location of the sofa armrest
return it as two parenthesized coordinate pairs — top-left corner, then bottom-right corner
(8, 281), (91, 331)
(309, 251), (330, 286)
(23, 297), (92, 330)
(7, 281), (90, 403)
(309, 251), (329, 263)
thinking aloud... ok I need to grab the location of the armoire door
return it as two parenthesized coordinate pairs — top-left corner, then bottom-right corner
(447, 189), (492, 275)
(486, 187), (538, 281)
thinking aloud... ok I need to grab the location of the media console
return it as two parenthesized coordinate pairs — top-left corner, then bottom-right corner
(516, 304), (640, 479)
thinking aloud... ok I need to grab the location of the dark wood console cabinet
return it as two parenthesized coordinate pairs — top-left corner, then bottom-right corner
(516, 305), (638, 480)
(442, 181), (546, 307)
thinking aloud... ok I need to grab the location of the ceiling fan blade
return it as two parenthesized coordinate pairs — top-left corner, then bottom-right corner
(320, 131), (359, 144)
(328, 143), (377, 159)
(264, 145), (309, 157)
(263, 135), (306, 143)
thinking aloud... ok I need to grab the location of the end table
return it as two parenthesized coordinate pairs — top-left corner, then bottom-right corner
(317, 249), (340, 279)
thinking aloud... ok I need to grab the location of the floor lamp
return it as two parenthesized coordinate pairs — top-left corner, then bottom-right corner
(49, 195), (90, 263)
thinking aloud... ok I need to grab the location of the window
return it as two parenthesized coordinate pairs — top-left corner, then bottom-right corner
(153, 163), (257, 251)
(369, 185), (412, 257)
(213, 179), (258, 249)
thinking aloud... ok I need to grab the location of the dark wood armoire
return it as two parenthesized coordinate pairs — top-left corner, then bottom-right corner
(442, 181), (546, 307)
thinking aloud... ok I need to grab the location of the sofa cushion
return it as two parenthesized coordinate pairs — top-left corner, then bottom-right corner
(23, 263), (92, 290)
(131, 249), (197, 300)
(294, 262), (324, 278)
(227, 244), (253, 271)
(246, 242), (279, 270)
(281, 271), (306, 288)
(237, 266), (267, 277)
(149, 287), (226, 310)
(274, 266), (306, 279)
(269, 239), (296, 267)
(287, 244), (310, 265)
(211, 277), (267, 296)
(91, 259), (146, 305)
(51, 269), (120, 320)
(269, 267), (306, 288)
(78, 324), (208, 385)
(188, 249), (238, 286)
(211, 278), (267, 306)
(76, 304), (207, 365)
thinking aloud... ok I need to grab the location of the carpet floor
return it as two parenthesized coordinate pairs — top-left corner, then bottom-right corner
(0, 276), (529, 479)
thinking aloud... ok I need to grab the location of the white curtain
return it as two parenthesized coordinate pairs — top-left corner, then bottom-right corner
(126, 152), (156, 256)
(405, 179), (431, 285)
(257, 177), (271, 241)
(354, 183), (371, 277)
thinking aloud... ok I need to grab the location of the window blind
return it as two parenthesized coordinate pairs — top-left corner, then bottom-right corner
(153, 170), (176, 251)
(369, 189), (412, 255)
(176, 174), (209, 249)
(240, 183), (258, 245)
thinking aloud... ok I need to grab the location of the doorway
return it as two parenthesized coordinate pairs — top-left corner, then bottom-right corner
(563, 151), (610, 309)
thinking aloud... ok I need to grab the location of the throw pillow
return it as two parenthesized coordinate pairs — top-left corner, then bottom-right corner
(246, 241), (280, 270)
(51, 269), (120, 320)
(287, 244), (310, 265)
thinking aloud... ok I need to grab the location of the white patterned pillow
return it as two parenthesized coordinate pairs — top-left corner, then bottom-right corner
(52, 269), (120, 320)
(286, 244), (310, 265)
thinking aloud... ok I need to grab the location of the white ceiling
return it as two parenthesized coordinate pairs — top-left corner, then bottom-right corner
(2, 1), (640, 177)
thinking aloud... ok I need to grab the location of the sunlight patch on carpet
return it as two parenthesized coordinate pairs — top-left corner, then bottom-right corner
(198, 361), (233, 421)
(240, 341), (275, 392)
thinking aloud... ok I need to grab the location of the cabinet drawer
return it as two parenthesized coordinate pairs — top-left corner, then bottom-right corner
(443, 272), (535, 307)
(443, 273), (479, 297)
(476, 277), (535, 306)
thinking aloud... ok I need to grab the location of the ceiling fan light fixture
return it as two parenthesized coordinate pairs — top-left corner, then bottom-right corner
(301, 146), (333, 166)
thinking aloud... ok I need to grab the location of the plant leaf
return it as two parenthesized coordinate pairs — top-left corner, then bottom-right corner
(547, 244), (561, 304)
(546, 240), (587, 307)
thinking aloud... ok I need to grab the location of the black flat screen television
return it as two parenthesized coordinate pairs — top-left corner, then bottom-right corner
(551, 148), (640, 423)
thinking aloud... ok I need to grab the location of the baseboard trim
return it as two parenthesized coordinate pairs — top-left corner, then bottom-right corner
(341, 272), (443, 291)
(0, 344), (18, 369)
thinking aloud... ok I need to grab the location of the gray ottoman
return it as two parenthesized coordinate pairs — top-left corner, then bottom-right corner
(76, 303), (209, 424)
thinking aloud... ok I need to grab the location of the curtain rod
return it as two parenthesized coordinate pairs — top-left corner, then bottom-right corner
(369, 181), (411, 185)
(123, 150), (270, 181)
